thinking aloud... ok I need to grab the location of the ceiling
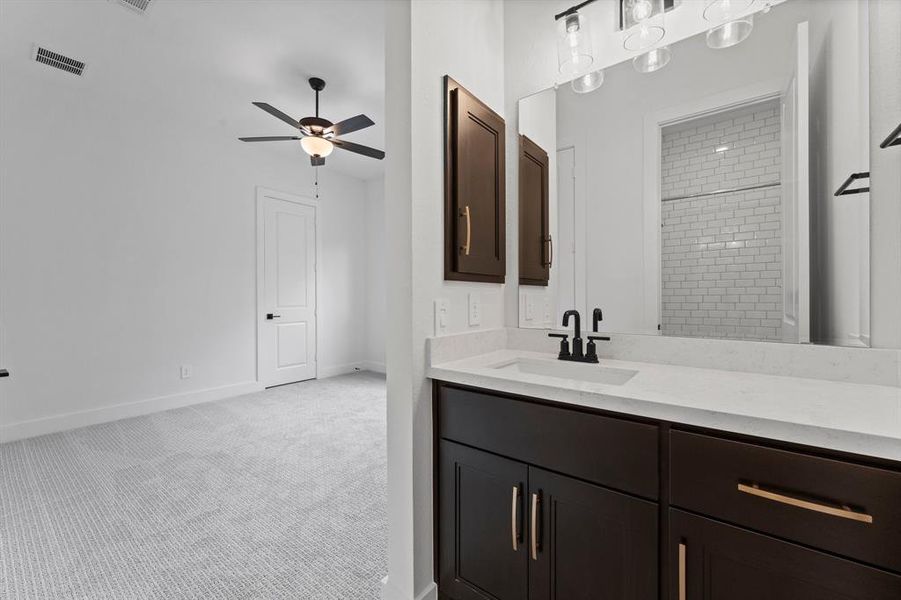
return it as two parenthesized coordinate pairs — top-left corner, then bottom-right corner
(0, 0), (386, 180)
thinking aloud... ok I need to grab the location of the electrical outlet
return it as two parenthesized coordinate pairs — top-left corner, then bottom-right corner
(468, 293), (481, 326)
(434, 298), (449, 336)
(525, 295), (535, 321)
(180, 365), (193, 379)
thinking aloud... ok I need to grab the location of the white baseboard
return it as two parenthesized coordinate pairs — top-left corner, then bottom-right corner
(361, 360), (387, 374)
(318, 360), (386, 378)
(380, 577), (437, 600)
(0, 380), (263, 443)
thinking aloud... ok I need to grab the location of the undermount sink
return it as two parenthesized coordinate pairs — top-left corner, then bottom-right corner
(491, 357), (638, 386)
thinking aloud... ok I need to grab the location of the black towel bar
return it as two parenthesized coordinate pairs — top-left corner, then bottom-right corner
(879, 122), (901, 149)
(834, 172), (870, 196)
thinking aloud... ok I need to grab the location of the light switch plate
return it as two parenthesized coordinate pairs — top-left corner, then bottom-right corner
(468, 293), (481, 326)
(434, 299), (449, 336)
(525, 295), (535, 321)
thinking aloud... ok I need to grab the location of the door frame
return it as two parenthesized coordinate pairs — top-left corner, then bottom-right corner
(255, 186), (321, 384)
(641, 78), (785, 335)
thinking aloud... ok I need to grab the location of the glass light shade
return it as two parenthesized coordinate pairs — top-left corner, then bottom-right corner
(301, 136), (334, 157)
(571, 69), (605, 94)
(623, 22), (665, 51)
(557, 11), (594, 75)
(702, 0), (754, 23)
(622, 0), (664, 29)
(706, 16), (754, 49)
(633, 45), (671, 73)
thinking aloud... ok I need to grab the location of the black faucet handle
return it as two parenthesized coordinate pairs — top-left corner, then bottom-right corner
(592, 308), (604, 332)
(548, 333), (571, 358)
(588, 335), (611, 342)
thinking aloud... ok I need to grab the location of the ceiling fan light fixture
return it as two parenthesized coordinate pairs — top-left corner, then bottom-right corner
(301, 136), (334, 158)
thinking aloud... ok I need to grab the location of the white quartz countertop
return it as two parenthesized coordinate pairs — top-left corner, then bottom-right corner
(428, 349), (901, 462)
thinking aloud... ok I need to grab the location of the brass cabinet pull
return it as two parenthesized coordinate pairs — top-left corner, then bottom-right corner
(460, 205), (471, 256)
(678, 542), (686, 600)
(530, 492), (541, 561)
(737, 483), (873, 524)
(511, 485), (520, 552)
(545, 234), (553, 268)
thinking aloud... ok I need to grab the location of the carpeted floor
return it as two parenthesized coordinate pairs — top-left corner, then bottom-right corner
(0, 371), (388, 599)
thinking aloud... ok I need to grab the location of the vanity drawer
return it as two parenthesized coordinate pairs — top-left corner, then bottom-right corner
(670, 430), (901, 573)
(437, 384), (659, 499)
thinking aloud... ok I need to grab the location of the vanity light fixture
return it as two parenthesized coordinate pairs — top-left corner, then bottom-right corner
(571, 69), (605, 94)
(633, 45), (671, 73)
(622, 0), (666, 52)
(556, 8), (595, 75)
(704, 0), (756, 49)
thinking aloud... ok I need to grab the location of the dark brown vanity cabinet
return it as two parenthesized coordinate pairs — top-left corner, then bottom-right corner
(669, 510), (901, 600)
(518, 135), (550, 286)
(436, 385), (659, 600)
(434, 382), (901, 600)
(444, 76), (506, 283)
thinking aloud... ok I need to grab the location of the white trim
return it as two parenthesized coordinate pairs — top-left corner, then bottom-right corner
(361, 360), (387, 374)
(255, 186), (321, 385)
(317, 362), (364, 379)
(641, 78), (785, 335)
(0, 381), (264, 443)
(380, 578), (437, 600)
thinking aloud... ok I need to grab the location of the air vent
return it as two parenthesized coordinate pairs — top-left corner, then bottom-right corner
(33, 46), (86, 76)
(113, 0), (152, 14)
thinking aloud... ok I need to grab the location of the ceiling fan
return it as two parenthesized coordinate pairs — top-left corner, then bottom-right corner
(239, 77), (385, 167)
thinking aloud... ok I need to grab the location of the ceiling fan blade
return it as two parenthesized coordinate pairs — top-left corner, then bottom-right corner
(252, 102), (302, 129)
(331, 138), (385, 160)
(311, 156), (325, 167)
(325, 114), (375, 137)
(238, 136), (302, 142)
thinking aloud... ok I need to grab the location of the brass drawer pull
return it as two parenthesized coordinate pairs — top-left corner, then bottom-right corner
(530, 491), (541, 560)
(460, 205), (471, 256)
(678, 542), (686, 600)
(737, 483), (873, 524)
(511, 485), (520, 552)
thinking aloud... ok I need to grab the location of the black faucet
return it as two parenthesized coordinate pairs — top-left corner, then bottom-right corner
(547, 310), (598, 363)
(563, 310), (583, 358)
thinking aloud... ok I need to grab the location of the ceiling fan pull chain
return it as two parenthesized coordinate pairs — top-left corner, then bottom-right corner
(314, 166), (320, 199)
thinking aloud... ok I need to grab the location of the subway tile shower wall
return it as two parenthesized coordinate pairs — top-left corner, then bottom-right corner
(660, 102), (783, 341)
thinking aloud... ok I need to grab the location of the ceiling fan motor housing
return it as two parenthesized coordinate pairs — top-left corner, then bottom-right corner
(300, 116), (333, 135)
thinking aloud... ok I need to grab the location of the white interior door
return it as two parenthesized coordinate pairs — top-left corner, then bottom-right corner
(259, 192), (317, 386)
(556, 147), (576, 323)
(781, 21), (810, 343)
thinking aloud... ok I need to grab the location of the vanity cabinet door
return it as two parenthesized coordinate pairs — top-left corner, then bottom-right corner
(438, 441), (528, 600)
(444, 76), (506, 283)
(519, 134), (550, 286)
(669, 510), (901, 600)
(528, 467), (658, 600)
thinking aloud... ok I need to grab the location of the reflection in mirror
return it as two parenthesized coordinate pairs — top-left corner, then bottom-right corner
(518, 0), (871, 347)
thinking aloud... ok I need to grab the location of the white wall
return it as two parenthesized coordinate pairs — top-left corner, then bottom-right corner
(365, 177), (387, 372)
(0, 4), (380, 440)
(807, 0), (871, 346)
(383, 1), (506, 598)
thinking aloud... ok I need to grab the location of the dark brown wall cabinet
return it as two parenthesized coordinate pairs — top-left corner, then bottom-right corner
(434, 382), (901, 600)
(444, 76), (506, 283)
(519, 135), (550, 286)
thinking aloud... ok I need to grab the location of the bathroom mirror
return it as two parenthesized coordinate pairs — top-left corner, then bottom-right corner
(517, 0), (872, 347)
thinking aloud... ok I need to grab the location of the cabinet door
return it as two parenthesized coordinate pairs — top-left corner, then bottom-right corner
(445, 76), (506, 282)
(528, 467), (658, 600)
(438, 441), (528, 600)
(519, 135), (550, 286)
(669, 510), (901, 600)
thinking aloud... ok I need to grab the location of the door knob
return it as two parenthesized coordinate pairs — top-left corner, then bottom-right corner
(266, 313), (281, 320)
(0, 369), (8, 378)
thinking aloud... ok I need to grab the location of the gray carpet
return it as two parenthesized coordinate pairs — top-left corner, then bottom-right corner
(0, 372), (388, 599)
